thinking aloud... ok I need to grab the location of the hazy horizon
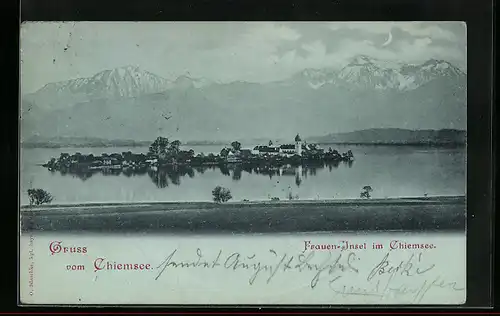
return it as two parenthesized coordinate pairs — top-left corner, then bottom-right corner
(22, 127), (467, 145)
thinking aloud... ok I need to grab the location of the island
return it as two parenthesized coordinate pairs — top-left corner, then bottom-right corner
(41, 134), (355, 174)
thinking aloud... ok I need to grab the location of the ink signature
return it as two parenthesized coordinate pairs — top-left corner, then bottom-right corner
(328, 274), (464, 303)
(154, 249), (464, 303)
(328, 251), (464, 303)
(367, 251), (436, 282)
(154, 248), (359, 288)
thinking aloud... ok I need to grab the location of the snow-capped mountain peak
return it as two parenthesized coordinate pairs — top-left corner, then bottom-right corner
(337, 55), (404, 90)
(89, 65), (171, 97)
(348, 55), (374, 66)
(291, 68), (338, 89)
(399, 59), (465, 89)
(23, 66), (219, 111)
(419, 59), (464, 77)
(91, 65), (141, 81)
(295, 55), (466, 91)
(172, 74), (214, 89)
(23, 66), (172, 110)
(35, 66), (171, 98)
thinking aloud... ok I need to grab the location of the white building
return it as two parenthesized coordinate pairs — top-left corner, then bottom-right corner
(253, 145), (281, 156)
(253, 134), (304, 157)
(279, 144), (296, 155)
(226, 151), (242, 163)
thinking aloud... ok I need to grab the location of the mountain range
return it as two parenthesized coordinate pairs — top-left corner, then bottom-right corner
(20, 55), (466, 143)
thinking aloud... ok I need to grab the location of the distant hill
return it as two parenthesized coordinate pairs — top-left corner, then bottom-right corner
(309, 128), (466, 146)
(20, 137), (275, 148)
(184, 140), (229, 146)
(21, 136), (151, 148)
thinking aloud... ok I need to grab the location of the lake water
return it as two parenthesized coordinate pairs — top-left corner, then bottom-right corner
(20, 145), (466, 205)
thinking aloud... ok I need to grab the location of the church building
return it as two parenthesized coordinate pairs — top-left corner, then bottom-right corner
(253, 133), (304, 157)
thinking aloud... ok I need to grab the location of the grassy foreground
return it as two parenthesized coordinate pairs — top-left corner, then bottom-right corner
(20, 196), (466, 233)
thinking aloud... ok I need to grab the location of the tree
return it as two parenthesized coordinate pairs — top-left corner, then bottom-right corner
(220, 147), (230, 158)
(212, 186), (232, 203)
(74, 152), (83, 163)
(169, 140), (182, 156)
(136, 153), (146, 162)
(149, 137), (169, 158)
(59, 153), (70, 161)
(122, 151), (133, 161)
(47, 158), (56, 166)
(231, 141), (242, 152)
(360, 186), (373, 199)
(28, 189), (53, 206)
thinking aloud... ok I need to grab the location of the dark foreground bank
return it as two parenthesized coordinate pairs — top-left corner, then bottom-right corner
(20, 196), (465, 233)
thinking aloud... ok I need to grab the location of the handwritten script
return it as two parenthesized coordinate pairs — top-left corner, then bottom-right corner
(154, 248), (464, 303)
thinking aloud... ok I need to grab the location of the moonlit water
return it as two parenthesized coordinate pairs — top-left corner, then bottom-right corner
(20, 145), (465, 205)
(19, 231), (466, 305)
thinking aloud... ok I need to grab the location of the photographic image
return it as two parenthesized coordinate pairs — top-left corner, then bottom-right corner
(19, 22), (467, 305)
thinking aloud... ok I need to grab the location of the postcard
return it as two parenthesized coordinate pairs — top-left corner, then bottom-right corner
(19, 21), (467, 305)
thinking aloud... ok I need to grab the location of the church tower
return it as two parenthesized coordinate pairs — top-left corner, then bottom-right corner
(294, 134), (302, 156)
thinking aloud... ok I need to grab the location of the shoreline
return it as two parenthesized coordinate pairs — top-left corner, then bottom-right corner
(20, 195), (465, 211)
(20, 196), (466, 233)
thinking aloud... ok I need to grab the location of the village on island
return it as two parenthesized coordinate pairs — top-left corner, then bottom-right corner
(42, 134), (354, 174)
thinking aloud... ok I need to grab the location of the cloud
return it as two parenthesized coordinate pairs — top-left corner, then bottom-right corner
(250, 23), (302, 42)
(273, 22), (465, 69)
(329, 22), (458, 41)
(413, 37), (433, 48)
(329, 22), (394, 34)
(393, 37), (464, 63)
(269, 32), (463, 74)
(399, 23), (458, 41)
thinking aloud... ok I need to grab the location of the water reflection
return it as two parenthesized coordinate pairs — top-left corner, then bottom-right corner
(49, 161), (354, 188)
